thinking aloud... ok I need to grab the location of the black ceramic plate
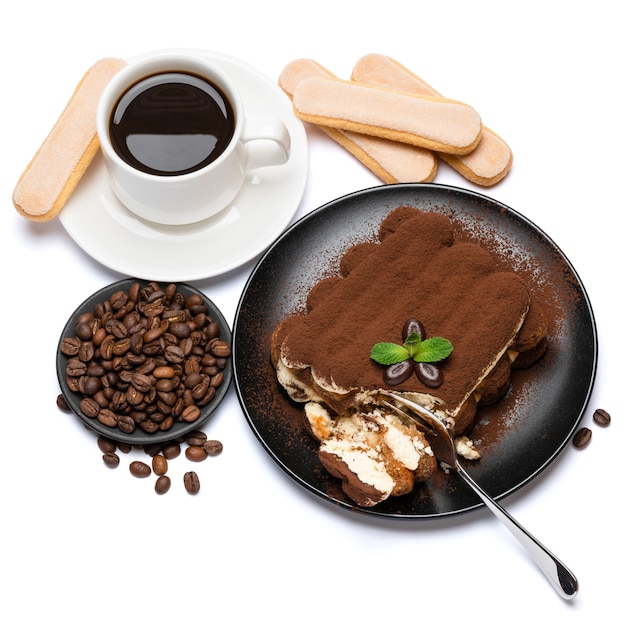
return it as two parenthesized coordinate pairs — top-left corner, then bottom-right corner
(57, 279), (232, 445)
(233, 184), (597, 518)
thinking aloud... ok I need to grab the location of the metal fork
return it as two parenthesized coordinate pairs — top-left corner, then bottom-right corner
(379, 390), (578, 600)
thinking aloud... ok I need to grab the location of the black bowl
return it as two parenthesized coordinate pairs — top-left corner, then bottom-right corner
(57, 278), (232, 445)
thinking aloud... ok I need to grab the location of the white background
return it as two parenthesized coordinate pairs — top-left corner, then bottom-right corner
(1, 1), (621, 623)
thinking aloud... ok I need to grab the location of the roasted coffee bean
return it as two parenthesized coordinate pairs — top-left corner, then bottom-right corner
(593, 408), (611, 426)
(155, 475), (171, 495)
(103, 452), (120, 468)
(162, 442), (181, 460)
(185, 445), (208, 462)
(106, 319), (128, 339)
(78, 341), (95, 362)
(117, 414), (136, 434)
(132, 373), (153, 393)
(66, 376), (80, 392)
(210, 341), (231, 358)
(186, 430), (207, 446)
(573, 427), (592, 449)
(110, 290), (128, 309)
(164, 345), (185, 363)
(191, 380), (209, 400)
(197, 387), (216, 406)
(383, 360), (413, 386)
(143, 324), (167, 344)
(80, 397), (100, 418)
(56, 394), (71, 412)
(181, 405), (201, 422)
(209, 372), (224, 388)
(152, 455), (168, 476)
(184, 372), (203, 389)
(185, 294), (204, 308)
(416, 362), (444, 388)
(112, 338), (131, 356)
(97, 408), (118, 428)
(66, 358), (87, 377)
(126, 387), (144, 406)
(153, 365), (175, 379)
(97, 436), (117, 454)
(99, 336), (115, 360)
(143, 442), (162, 457)
(183, 471), (200, 494)
(75, 321), (94, 341)
(130, 460), (152, 477)
(140, 419), (160, 434)
(402, 318), (426, 341)
(202, 440), (223, 456)
(169, 322), (191, 339)
(60, 337), (81, 355)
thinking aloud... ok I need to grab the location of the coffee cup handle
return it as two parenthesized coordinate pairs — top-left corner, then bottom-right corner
(241, 118), (291, 169)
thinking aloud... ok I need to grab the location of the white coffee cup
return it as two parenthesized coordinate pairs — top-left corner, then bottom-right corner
(96, 52), (291, 225)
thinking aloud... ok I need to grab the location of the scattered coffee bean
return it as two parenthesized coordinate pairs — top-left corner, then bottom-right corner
(103, 452), (120, 468)
(185, 445), (208, 462)
(184, 471), (200, 494)
(152, 455), (168, 476)
(129, 460), (152, 477)
(117, 441), (132, 454)
(56, 393), (71, 412)
(593, 408), (611, 427)
(203, 440), (223, 456)
(573, 427), (592, 449)
(162, 442), (181, 460)
(144, 443), (162, 457)
(186, 430), (207, 447)
(97, 436), (117, 454)
(155, 475), (171, 495)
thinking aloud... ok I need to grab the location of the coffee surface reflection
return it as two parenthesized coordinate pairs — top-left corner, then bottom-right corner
(109, 71), (235, 176)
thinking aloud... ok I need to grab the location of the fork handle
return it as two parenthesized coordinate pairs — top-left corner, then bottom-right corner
(456, 463), (578, 600)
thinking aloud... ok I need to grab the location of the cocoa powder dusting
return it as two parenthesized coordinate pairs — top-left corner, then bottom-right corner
(276, 207), (531, 415)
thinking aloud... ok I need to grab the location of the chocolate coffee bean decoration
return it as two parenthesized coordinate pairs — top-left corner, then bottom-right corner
(402, 318), (426, 341)
(416, 362), (444, 388)
(383, 360), (414, 385)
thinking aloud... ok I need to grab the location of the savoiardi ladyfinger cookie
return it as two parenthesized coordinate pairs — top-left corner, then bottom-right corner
(279, 59), (437, 183)
(13, 57), (127, 222)
(291, 75), (482, 155)
(352, 54), (513, 186)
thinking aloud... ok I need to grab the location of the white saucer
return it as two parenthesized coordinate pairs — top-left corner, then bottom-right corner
(59, 49), (308, 281)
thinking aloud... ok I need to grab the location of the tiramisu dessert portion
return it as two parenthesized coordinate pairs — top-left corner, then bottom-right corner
(271, 206), (548, 507)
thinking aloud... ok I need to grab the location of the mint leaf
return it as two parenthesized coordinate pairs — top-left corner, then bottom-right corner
(403, 332), (422, 359)
(370, 342), (410, 365)
(412, 337), (453, 363)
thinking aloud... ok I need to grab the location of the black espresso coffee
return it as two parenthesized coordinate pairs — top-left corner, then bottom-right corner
(109, 71), (235, 176)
